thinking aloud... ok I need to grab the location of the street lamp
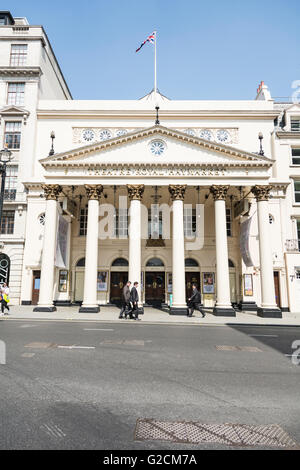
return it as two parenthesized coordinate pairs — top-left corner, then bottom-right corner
(0, 147), (13, 231)
(258, 132), (264, 156)
(49, 131), (55, 156)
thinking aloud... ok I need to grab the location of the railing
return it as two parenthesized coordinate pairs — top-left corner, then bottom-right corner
(285, 239), (300, 252)
(4, 189), (16, 201)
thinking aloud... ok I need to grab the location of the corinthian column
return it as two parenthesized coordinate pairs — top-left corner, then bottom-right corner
(34, 184), (62, 312)
(127, 185), (144, 305)
(210, 185), (235, 316)
(169, 185), (187, 315)
(252, 185), (282, 317)
(79, 185), (103, 313)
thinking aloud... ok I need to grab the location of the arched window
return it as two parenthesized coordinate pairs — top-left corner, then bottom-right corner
(0, 254), (10, 284)
(146, 257), (164, 267)
(76, 258), (85, 267)
(228, 259), (235, 268)
(112, 258), (129, 267)
(185, 258), (199, 267)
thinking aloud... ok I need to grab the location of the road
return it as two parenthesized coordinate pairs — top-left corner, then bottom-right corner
(0, 319), (300, 450)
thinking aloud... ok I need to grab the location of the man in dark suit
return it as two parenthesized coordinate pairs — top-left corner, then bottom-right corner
(187, 284), (205, 318)
(119, 281), (131, 319)
(130, 281), (139, 320)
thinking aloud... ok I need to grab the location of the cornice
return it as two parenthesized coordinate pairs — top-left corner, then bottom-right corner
(40, 125), (273, 166)
(276, 131), (300, 139)
(0, 66), (42, 77)
(37, 109), (280, 120)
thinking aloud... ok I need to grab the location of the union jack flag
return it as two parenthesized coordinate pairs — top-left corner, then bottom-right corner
(136, 31), (156, 52)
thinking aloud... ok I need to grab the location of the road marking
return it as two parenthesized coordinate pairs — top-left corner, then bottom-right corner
(21, 353), (35, 358)
(58, 345), (95, 350)
(25, 342), (56, 349)
(41, 423), (66, 439)
(84, 328), (114, 331)
(249, 334), (278, 338)
(216, 345), (263, 352)
(100, 339), (146, 346)
(19, 324), (38, 328)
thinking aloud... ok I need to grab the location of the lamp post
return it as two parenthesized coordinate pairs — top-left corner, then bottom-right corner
(258, 132), (264, 156)
(0, 147), (13, 231)
(49, 131), (55, 156)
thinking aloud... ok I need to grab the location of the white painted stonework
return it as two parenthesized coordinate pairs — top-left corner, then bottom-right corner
(1, 14), (300, 316)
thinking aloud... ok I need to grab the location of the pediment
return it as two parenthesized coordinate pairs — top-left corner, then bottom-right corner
(284, 103), (300, 114)
(0, 105), (30, 116)
(41, 125), (273, 169)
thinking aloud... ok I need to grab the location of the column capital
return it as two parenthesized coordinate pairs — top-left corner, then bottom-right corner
(252, 185), (272, 201)
(127, 184), (145, 201)
(168, 185), (186, 201)
(42, 184), (62, 200)
(210, 185), (229, 201)
(85, 184), (103, 200)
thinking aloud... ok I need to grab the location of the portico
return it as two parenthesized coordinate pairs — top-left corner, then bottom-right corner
(23, 125), (282, 318)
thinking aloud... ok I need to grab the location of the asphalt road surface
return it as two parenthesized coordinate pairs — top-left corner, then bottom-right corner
(0, 319), (300, 450)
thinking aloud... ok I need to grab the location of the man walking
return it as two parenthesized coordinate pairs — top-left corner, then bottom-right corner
(130, 281), (139, 320)
(187, 284), (205, 318)
(0, 283), (10, 316)
(119, 281), (132, 319)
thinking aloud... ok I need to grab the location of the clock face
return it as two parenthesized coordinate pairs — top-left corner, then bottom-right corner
(149, 139), (166, 156)
(99, 129), (112, 141)
(199, 129), (213, 141)
(184, 129), (196, 136)
(116, 129), (127, 137)
(82, 129), (95, 142)
(216, 129), (230, 143)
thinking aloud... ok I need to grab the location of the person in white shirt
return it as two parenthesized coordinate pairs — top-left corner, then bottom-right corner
(0, 283), (10, 315)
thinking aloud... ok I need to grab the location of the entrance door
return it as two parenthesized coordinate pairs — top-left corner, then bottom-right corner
(145, 272), (165, 306)
(185, 272), (200, 300)
(273, 271), (281, 307)
(229, 272), (237, 303)
(32, 270), (41, 305)
(110, 272), (128, 305)
(74, 271), (84, 303)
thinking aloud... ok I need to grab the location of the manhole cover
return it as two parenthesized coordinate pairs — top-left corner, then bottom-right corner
(135, 419), (298, 448)
(24, 342), (56, 349)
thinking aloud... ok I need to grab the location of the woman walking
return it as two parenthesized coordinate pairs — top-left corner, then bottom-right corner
(0, 283), (10, 315)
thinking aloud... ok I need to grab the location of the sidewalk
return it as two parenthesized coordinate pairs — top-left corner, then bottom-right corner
(1, 305), (300, 326)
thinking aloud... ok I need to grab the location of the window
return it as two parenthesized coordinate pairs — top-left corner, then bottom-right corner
(0, 211), (15, 234)
(114, 208), (128, 237)
(4, 121), (21, 149)
(226, 208), (232, 236)
(10, 45), (28, 66)
(184, 208), (196, 238)
(112, 258), (128, 267)
(146, 258), (164, 267)
(291, 118), (300, 132)
(292, 148), (300, 165)
(297, 221), (300, 251)
(294, 181), (300, 203)
(0, 18), (6, 25)
(185, 258), (199, 267)
(148, 208), (163, 238)
(4, 166), (17, 201)
(79, 206), (88, 236)
(7, 83), (25, 106)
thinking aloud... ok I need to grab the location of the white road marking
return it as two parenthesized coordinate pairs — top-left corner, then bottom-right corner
(21, 353), (35, 358)
(42, 423), (66, 439)
(58, 345), (95, 350)
(19, 324), (38, 328)
(249, 334), (278, 338)
(84, 328), (114, 331)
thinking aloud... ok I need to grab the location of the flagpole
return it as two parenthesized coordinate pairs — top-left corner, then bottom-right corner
(154, 31), (157, 96)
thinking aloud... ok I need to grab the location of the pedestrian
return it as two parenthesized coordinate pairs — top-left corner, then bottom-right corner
(119, 281), (132, 319)
(0, 283), (10, 315)
(187, 284), (205, 318)
(130, 281), (140, 320)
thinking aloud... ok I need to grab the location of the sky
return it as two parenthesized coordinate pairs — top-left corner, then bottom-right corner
(5, 0), (300, 100)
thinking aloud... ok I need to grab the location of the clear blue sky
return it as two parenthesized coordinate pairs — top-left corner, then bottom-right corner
(5, 0), (300, 100)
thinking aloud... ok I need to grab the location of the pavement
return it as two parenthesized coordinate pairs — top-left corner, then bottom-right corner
(1, 304), (300, 326)
(0, 320), (300, 450)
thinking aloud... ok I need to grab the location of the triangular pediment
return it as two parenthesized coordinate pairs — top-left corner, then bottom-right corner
(284, 103), (300, 113)
(40, 125), (273, 169)
(0, 105), (30, 116)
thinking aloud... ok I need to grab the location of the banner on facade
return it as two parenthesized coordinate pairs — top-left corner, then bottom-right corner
(240, 217), (254, 267)
(55, 215), (69, 268)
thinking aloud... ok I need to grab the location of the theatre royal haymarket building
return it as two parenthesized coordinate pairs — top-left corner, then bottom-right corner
(1, 11), (300, 318)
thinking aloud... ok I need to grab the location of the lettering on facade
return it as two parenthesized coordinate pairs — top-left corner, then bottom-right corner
(85, 166), (228, 177)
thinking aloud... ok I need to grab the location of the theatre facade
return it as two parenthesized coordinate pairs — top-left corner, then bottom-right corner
(18, 87), (298, 318)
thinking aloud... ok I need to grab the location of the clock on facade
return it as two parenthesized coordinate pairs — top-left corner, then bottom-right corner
(149, 140), (166, 156)
(82, 129), (95, 142)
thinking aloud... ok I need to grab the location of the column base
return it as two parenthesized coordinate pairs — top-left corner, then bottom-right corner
(170, 306), (188, 316)
(257, 307), (282, 318)
(54, 300), (72, 307)
(33, 306), (57, 312)
(238, 301), (258, 312)
(78, 306), (100, 313)
(213, 306), (236, 317)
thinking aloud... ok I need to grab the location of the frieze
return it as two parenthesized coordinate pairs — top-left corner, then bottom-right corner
(85, 166), (229, 177)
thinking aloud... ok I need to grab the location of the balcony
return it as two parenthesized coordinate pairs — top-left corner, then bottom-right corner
(3, 189), (16, 201)
(285, 239), (300, 252)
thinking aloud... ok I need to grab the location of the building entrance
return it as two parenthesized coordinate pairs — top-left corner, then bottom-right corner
(110, 272), (128, 305)
(145, 272), (165, 306)
(32, 270), (41, 305)
(185, 272), (201, 300)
